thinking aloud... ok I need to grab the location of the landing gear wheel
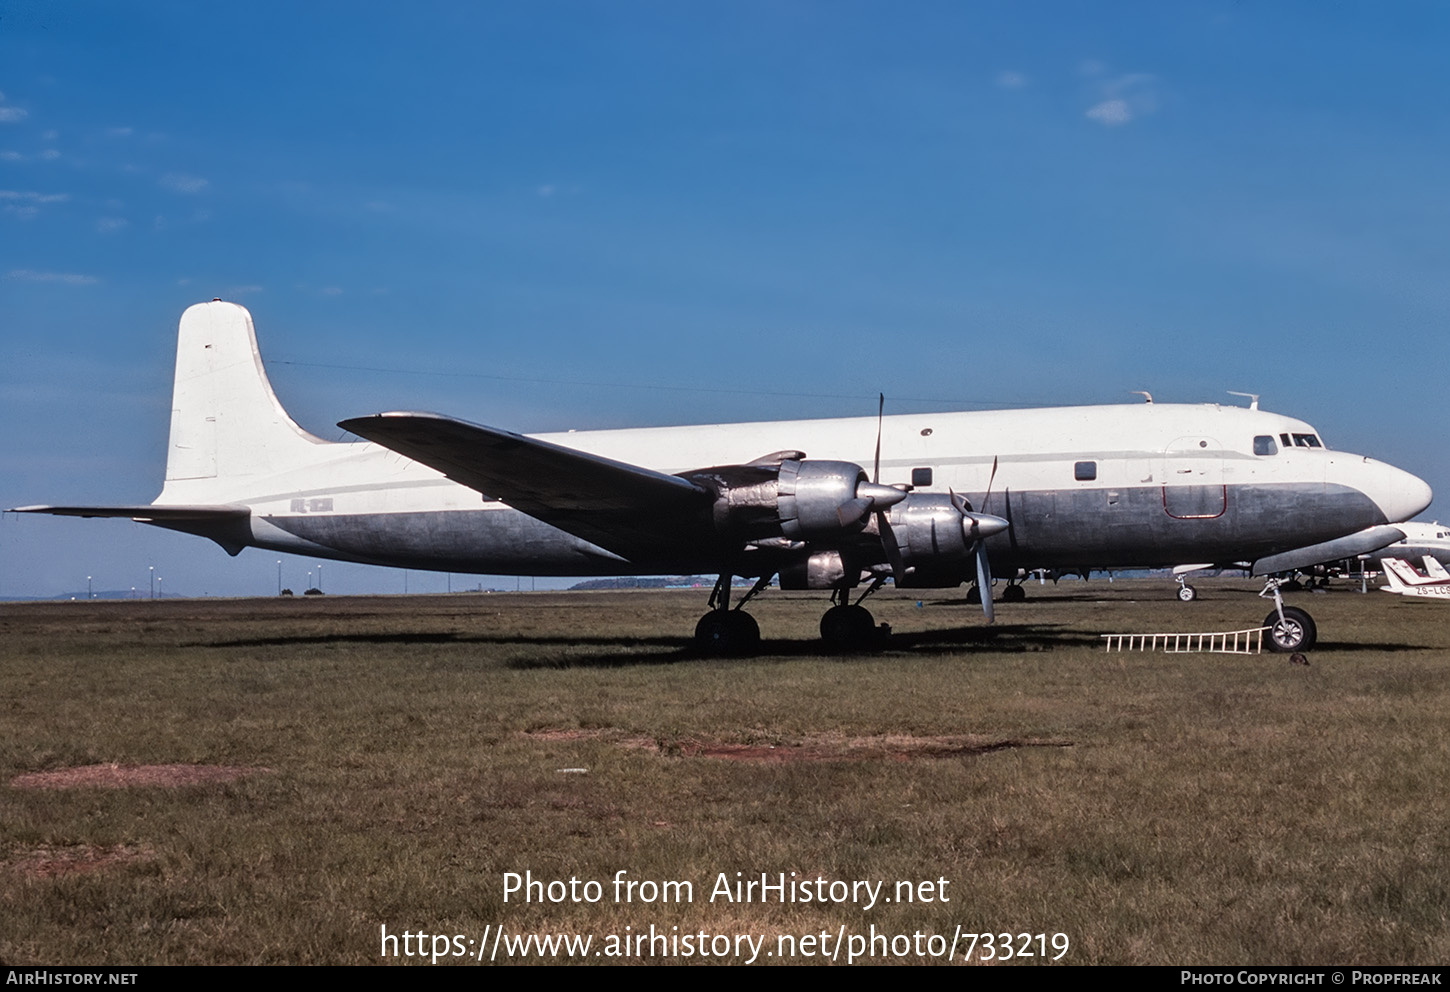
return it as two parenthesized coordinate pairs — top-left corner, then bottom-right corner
(1177, 584), (1198, 602)
(1282, 578), (1304, 592)
(1002, 584), (1026, 603)
(694, 611), (760, 656)
(820, 604), (879, 651)
(1264, 606), (1316, 653)
(966, 585), (982, 605)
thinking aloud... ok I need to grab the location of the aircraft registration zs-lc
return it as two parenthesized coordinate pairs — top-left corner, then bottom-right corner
(15, 301), (1433, 655)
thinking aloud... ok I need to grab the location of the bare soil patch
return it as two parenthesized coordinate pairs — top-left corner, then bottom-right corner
(9, 763), (267, 790)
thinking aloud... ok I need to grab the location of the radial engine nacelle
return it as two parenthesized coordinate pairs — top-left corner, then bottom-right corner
(688, 457), (908, 542)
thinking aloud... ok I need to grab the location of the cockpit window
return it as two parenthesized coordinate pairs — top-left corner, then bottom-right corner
(1253, 435), (1277, 456)
(1291, 433), (1323, 448)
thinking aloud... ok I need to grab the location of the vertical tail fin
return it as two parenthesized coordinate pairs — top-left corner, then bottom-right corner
(162, 301), (329, 493)
(1422, 556), (1450, 581)
(1382, 558), (1421, 590)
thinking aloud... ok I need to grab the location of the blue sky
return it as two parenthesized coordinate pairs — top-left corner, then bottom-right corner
(2, 1), (1447, 598)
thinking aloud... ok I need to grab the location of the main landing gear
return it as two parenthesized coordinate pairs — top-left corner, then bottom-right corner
(1176, 574), (1198, 602)
(968, 580), (1021, 603)
(693, 573), (770, 656)
(819, 576), (891, 652)
(1259, 576), (1317, 653)
(692, 572), (892, 656)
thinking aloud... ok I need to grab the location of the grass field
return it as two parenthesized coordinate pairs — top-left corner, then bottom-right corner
(2, 580), (1448, 965)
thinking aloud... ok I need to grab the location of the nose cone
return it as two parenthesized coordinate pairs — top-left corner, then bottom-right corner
(1353, 458), (1433, 523)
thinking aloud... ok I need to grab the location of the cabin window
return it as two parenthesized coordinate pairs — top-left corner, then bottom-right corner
(1074, 461), (1097, 481)
(1253, 435), (1277, 456)
(911, 467), (933, 487)
(1291, 433), (1323, 448)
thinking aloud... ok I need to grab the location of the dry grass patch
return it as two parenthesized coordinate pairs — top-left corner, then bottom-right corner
(4, 843), (154, 878)
(527, 727), (1073, 762)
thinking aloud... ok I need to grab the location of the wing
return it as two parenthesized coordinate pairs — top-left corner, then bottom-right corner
(338, 411), (717, 560)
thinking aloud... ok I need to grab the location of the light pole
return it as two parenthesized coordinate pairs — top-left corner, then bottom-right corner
(277, 560), (282, 595)
(87, 576), (92, 600)
(149, 566), (155, 600)
(317, 564), (323, 593)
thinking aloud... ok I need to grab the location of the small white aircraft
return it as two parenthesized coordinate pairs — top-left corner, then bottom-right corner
(1380, 558), (1450, 599)
(1365, 521), (1450, 570)
(12, 302), (1434, 654)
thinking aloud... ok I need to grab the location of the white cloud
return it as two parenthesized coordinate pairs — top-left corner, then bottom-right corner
(225, 284), (264, 297)
(160, 172), (209, 194)
(0, 107), (26, 124)
(0, 191), (70, 203)
(38, 148), (60, 160)
(1084, 71), (1159, 126)
(0, 151), (21, 161)
(6, 269), (99, 285)
(1086, 99), (1132, 126)
(106, 127), (134, 138)
(995, 70), (1028, 89)
(96, 217), (128, 233)
(0, 190), (69, 219)
(321, 286), (343, 296)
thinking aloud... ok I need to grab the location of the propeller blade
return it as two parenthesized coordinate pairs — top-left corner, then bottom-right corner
(837, 497), (873, 528)
(873, 393), (884, 483)
(975, 542), (995, 623)
(876, 509), (906, 582)
(981, 455), (999, 513)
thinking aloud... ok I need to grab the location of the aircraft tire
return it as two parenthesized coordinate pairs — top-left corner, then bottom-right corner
(1178, 584), (1198, 602)
(820, 604), (877, 651)
(694, 610), (760, 657)
(966, 585), (983, 605)
(1002, 584), (1026, 603)
(1264, 606), (1316, 653)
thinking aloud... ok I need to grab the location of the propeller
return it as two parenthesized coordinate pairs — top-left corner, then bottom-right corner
(951, 487), (1009, 623)
(872, 394), (909, 579)
(970, 456), (1005, 621)
(868, 395), (1005, 621)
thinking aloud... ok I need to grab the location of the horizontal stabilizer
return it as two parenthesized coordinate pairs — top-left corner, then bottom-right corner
(1251, 524), (1405, 576)
(339, 411), (712, 558)
(10, 504), (250, 521)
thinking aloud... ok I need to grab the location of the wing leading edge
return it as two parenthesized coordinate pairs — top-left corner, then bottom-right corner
(338, 411), (718, 560)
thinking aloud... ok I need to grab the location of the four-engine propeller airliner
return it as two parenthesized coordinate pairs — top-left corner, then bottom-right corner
(12, 301), (1434, 654)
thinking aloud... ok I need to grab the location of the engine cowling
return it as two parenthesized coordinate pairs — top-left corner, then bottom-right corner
(884, 493), (1011, 588)
(687, 458), (907, 542)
